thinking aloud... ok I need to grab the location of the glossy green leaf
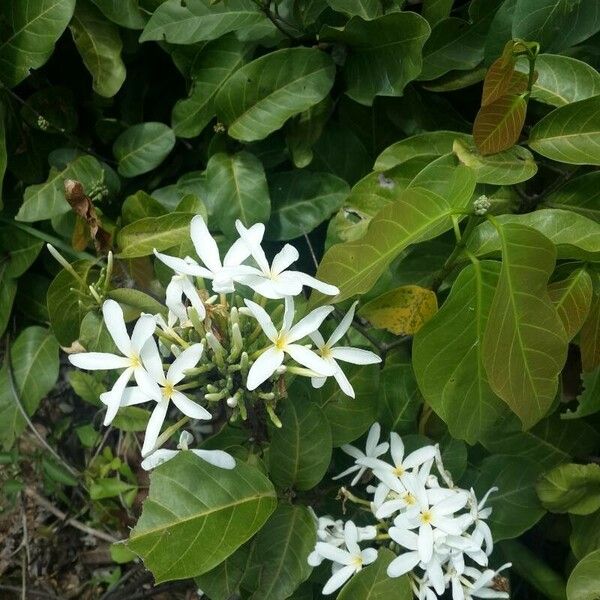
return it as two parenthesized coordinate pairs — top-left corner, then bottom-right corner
(0, 226), (44, 279)
(0, 100), (6, 209)
(544, 172), (600, 223)
(320, 13), (430, 106)
(16, 155), (104, 222)
(0, 326), (59, 450)
(107, 288), (167, 317)
(268, 393), (332, 491)
(140, 0), (264, 44)
(338, 548), (412, 600)
(473, 455), (545, 540)
(90, 0), (147, 29)
(171, 36), (248, 138)
(422, 0), (453, 27)
(121, 191), (166, 225)
(482, 223), (568, 428)
(266, 171), (348, 241)
(548, 268), (593, 340)
(563, 368), (600, 420)
(242, 504), (316, 600)
(325, 0), (381, 19)
(567, 549), (600, 600)
(467, 209), (600, 262)
(537, 463), (600, 515)
(206, 151), (270, 239)
(68, 370), (105, 406)
(580, 292), (600, 373)
(195, 543), (252, 600)
(113, 122), (176, 177)
(453, 139), (538, 185)
(414, 261), (510, 444)
(515, 54), (600, 107)
(0, 0), (76, 87)
(117, 213), (193, 258)
(70, 0), (126, 98)
(528, 96), (600, 165)
(314, 158), (476, 303)
(216, 48), (335, 142)
(473, 94), (527, 155)
(128, 452), (277, 582)
(570, 511), (600, 560)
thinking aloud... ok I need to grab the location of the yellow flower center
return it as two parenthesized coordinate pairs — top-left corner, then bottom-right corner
(275, 333), (288, 350)
(130, 354), (141, 368)
(351, 556), (363, 568)
(320, 345), (333, 359)
(163, 382), (174, 400)
(403, 492), (416, 506)
(420, 510), (433, 524)
(393, 464), (405, 477)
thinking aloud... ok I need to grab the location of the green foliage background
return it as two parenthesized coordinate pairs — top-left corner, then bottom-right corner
(0, 0), (600, 598)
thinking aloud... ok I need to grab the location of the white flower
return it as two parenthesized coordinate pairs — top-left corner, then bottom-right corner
(105, 340), (211, 456)
(140, 430), (235, 471)
(458, 487), (496, 557)
(163, 272), (206, 322)
(243, 296), (336, 390)
(235, 221), (339, 299)
(309, 301), (381, 398)
(69, 300), (156, 426)
(459, 564), (511, 599)
(333, 423), (389, 486)
(315, 521), (378, 595)
(154, 216), (261, 294)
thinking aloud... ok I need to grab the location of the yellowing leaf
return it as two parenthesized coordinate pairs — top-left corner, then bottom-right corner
(473, 94), (527, 155)
(359, 285), (438, 335)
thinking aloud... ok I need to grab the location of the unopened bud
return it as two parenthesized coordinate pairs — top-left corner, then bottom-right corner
(473, 195), (491, 216)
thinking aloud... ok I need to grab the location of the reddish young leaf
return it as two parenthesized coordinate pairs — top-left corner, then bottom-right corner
(473, 94), (527, 155)
(482, 57), (516, 106)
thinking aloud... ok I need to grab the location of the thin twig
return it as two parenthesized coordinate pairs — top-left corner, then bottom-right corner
(24, 486), (119, 544)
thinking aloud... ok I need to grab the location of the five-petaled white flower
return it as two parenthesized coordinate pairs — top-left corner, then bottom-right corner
(333, 422), (389, 486)
(315, 521), (378, 595)
(140, 430), (235, 471)
(69, 300), (156, 426)
(154, 216), (261, 294)
(458, 564), (512, 599)
(309, 301), (381, 398)
(244, 296), (336, 390)
(236, 222), (339, 299)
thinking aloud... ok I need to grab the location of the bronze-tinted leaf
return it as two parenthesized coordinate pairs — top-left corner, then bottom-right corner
(473, 94), (527, 155)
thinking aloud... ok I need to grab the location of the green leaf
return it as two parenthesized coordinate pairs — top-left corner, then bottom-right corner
(473, 454), (545, 540)
(537, 463), (600, 515)
(0, 327), (59, 450)
(90, 477), (136, 500)
(528, 96), (600, 165)
(320, 13), (430, 106)
(314, 158), (476, 303)
(140, 0), (264, 44)
(241, 504), (316, 600)
(473, 94), (527, 155)
(0, 0), (76, 88)
(544, 172), (600, 223)
(107, 288), (167, 317)
(16, 155), (104, 222)
(171, 35), (248, 139)
(128, 452), (276, 583)
(266, 171), (349, 241)
(337, 548), (412, 600)
(112, 406), (151, 432)
(117, 213), (194, 258)
(47, 260), (96, 346)
(374, 131), (471, 172)
(325, 0), (381, 19)
(0, 100), (6, 209)
(414, 261), (510, 444)
(467, 209), (600, 263)
(453, 139), (538, 185)
(0, 226), (44, 278)
(113, 122), (176, 177)
(90, 0), (147, 29)
(570, 511), (600, 560)
(215, 48), (335, 142)
(292, 364), (380, 446)
(567, 549), (600, 600)
(195, 543), (251, 600)
(482, 223), (568, 429)
(422, 0), (453, 27)
(580, 292), (600, 373)
(70, 0), (126, 98)
(515, 54), (600, 107)
(563, 368), (600, 420)
(268, 393), (332, 491)
(121, 191), (166, 225)
(68, 370), (105, 405)
(206, 151), (270, 239)
(548, 268), (593, 340)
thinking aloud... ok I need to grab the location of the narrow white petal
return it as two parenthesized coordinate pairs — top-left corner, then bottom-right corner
(322, 565), (356, 595)
(134, 367), (162, 400)
(101, 386), (150, 407)
(171, 390), (211, 420)
(403, 445), (437, 470)
(102, 299), (131, 355)
(69, 352), (130, 370)
(386, 551), (420, 578)
(271, 275), (304, 298)
(141, 449), (178, 470)
(243, 299), (278, 341)
(294, 272), (339, 296)
(433, 490), (469, 516)
(389, 527), (419, 550)
(167, 343), (204, 384)
(333, 367), (355, 397)
(165, 277), (188, 322)
(236, 221), (270, 273)
(329, 301), (357, 346)
(283, 295), (295, 332)
(191, 449), (235, 469)
(330, 346), (381, 365)
(224, 224), (263, 266)
(104, 368), (133, 425)
(315, 543), (353, 565)
(153, 250), (210, 277)
(430, 515), (463, 536)
(246, 347), (284, 390)
(309, 330), (326, 348)
(311, 375), (327, 389)
(142, 400), (169, 456)
(181, 278), (206, 319)
(344, 521), (360, 554)
(361, 548), (378, 565)
(366, 422), (382, 454)
(131, 314), (156, 352)
(418, 524), (434, 562)
(288, 305), (334, 342)
(191, 215), (222, 272)
(286, 345), (337, 375)
(390, 432), (405, 466)
(271, 244), (299, 275)
(140, 338), (166, 384)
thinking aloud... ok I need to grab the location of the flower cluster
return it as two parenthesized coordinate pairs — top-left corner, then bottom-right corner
(310, 424), (511, 599)
(66, 216), (380, 467)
